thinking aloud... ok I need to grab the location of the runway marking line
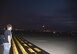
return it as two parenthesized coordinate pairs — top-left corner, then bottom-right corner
(28, 48), (37, 54)
(19, 38), (37, 54)
(21, 41), (24, 43)
(12, 39), (19, 54)
(18, 38), (24, 44)
(34, 48), (41, 52)
(28, 43), (32, 46)
(23, 44), (28, 47)
(14, 37), (28, 54)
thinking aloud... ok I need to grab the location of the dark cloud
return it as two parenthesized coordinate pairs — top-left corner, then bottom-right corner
(0, 0), (77, 31)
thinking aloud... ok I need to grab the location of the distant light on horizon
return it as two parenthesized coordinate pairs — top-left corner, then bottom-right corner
(53, 31), (56, 34)
(42, 25), (45, 28)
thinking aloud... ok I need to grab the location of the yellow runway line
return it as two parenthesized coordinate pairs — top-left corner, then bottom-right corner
(28, 48), (37, 54)
(12, 39), (19, 54)
(21, 41), (24, 43)
(23, 43), (37, 54)
(28, 43), (32, 46)
(18, 38), (24, 43)
(22, 40), (37, 54)
(18, 39), (21, 41)
(34, 48), (41, 52)
(23, 44), (28, 47)
(17, 38), (38, 54)
(14, 37), (28, 54)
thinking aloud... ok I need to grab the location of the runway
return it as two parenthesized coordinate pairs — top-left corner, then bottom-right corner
(23, 32), (76, 54)
(0, 32), (76, 54)
(10, 35), (49, 54)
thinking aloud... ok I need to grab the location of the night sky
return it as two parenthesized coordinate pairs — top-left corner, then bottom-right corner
(0, 0), (77, 31)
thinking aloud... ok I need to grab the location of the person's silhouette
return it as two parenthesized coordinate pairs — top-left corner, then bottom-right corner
(3, 24), (12, 54)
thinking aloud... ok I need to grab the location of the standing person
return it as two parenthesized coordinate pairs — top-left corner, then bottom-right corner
(0, 27), (7, 54)
(3, 24), (12, 54)
(0, 35), (4, 54)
